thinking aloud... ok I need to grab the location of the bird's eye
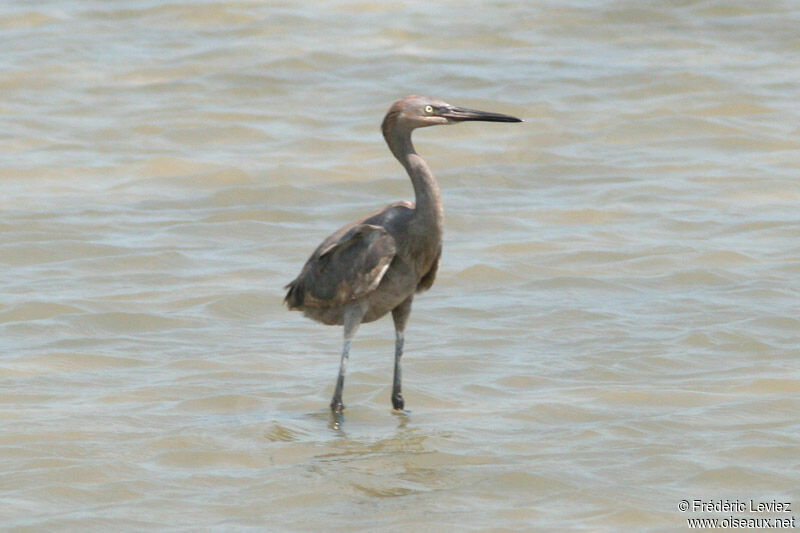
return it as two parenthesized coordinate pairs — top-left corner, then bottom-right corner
(424, 105), (434, 114)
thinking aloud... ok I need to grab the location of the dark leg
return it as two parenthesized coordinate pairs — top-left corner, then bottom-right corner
(330, 303), (365, 414)
(391, 297), (413, 411)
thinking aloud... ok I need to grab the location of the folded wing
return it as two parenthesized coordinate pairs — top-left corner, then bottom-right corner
(285, 224), (397, 309)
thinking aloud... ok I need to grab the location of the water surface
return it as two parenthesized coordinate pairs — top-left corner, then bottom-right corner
(2, 1), (800, 531)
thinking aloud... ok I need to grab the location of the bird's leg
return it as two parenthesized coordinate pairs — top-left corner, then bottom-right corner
(330, 303), (365, 414)
(391, 297), (413, 411)
(391, 333), (404, 410)
(330, 340), (350, 414)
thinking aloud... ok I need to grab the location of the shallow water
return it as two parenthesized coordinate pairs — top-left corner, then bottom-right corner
(2, 0), (800, 531)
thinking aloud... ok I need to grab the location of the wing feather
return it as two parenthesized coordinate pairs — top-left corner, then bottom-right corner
(416, 245), (441, 293)
(285, 224), (396, 309)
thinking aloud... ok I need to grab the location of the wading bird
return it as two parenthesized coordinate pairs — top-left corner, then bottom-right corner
(285, 95), (521, 416)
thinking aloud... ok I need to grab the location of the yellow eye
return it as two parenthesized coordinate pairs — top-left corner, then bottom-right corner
(424, 105), (433, 114)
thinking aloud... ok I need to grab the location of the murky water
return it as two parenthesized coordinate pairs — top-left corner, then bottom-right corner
(2, 1), (800, 531)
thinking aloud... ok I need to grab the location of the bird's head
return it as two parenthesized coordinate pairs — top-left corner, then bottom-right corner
(382, 95), (521, 135)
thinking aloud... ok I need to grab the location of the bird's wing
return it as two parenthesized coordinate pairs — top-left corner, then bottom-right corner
(289, 224), (396, 308)
(416, 244), (441, 293)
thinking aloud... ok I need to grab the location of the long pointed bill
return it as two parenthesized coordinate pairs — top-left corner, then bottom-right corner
(439, 106), (522, 123)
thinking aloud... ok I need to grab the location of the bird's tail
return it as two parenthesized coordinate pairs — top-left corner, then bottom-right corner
(283, 279), (304, 309)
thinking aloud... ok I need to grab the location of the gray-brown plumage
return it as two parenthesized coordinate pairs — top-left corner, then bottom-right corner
(285, 95), (521, 416)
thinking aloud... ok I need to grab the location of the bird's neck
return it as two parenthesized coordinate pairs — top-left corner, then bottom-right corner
(386, 129), (444, 233)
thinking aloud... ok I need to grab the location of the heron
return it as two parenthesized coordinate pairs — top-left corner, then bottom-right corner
(285, 95), (521, 416)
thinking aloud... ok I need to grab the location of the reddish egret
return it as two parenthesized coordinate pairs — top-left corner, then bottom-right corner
(285, 95), (521, 415)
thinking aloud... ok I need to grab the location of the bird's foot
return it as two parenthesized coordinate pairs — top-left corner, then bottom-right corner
(329, 399), (345, 428)
(330, 399), (345, 414)
(391, 394), (404, 411)
(329, 410), (345, 430)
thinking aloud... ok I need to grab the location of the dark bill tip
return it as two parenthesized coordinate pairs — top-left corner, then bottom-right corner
(439, 106), (522, 123)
